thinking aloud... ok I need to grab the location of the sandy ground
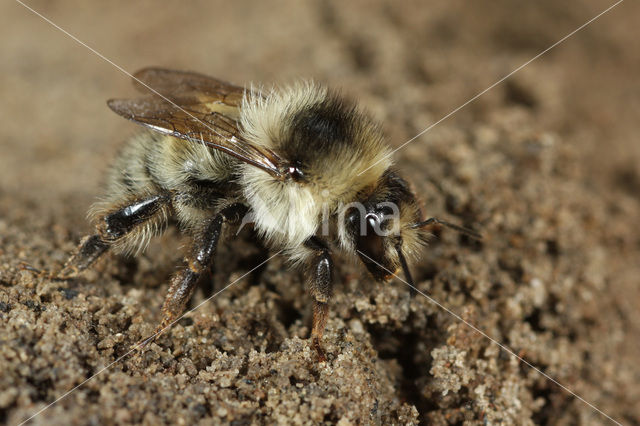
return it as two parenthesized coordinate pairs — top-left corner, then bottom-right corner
(1, 1), (639, 424)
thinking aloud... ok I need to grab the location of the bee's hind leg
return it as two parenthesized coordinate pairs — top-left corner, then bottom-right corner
(137, 203), (248, 350)
(53, 193), (172, 280)
(20, 234), (108, 279)
(304, 237), (334, 362)
(54, 235), (110, 280)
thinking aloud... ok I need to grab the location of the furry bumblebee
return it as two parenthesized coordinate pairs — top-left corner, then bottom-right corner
(54, 68), (479, 360)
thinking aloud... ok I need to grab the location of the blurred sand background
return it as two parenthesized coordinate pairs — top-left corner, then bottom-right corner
(1, 0), (639, 424)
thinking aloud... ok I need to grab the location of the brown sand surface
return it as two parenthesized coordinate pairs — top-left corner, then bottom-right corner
(1, 1), (639, 424)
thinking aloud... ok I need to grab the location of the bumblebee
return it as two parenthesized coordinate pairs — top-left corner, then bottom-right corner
(54, 68), (479, 360)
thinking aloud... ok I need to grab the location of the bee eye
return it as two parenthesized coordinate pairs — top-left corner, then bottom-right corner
(287, 164), (305, 182)
(365, 214), (381, 235)
(355, 214), (387, 276)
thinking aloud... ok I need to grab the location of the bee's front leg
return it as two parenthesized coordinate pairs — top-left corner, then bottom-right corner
(304, 237), (334, 362)
(137, 203), (248, 350)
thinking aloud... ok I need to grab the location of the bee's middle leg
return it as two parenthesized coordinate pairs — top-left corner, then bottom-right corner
(304, 237), (334, 362)
(55, 193), (172, 279)
(139, 203), (248, 348)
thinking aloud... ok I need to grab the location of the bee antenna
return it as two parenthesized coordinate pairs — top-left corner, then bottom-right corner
(412, 217), (482, 240)
(395, 244), (417, 297)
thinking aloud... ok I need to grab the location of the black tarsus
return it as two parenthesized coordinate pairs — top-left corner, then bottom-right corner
(67, 235), (110, 271)
(54, 194), (172, 280)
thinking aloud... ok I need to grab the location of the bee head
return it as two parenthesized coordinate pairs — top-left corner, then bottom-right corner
(341, 170), (429, 284)
(341, 170), (481, 289)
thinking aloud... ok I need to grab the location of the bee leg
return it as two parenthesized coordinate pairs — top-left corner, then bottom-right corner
(137, 203), (248, 350)
(21, 234), (110, 280)
(54, 235), (110, 280)
(56, 193), (171, 280)
(304, 237), (334, 362)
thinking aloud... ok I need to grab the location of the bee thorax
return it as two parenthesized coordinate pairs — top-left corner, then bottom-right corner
(241, 174), (323, 249)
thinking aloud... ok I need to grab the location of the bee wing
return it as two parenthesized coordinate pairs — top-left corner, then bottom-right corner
(131, 67), (246, 107)
(108, 68), (284, 178)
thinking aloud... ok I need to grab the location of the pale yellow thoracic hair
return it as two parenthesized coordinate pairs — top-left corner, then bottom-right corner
(238, 81), (393, 253)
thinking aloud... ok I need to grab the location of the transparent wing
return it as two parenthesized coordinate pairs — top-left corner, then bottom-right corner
(107, 67), (283, 178)
(131, 67), (246, 107)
